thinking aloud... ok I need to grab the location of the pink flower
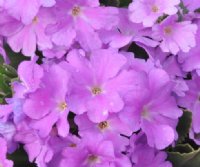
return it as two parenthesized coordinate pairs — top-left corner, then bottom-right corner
(46, 0), (118, 51)
(76, 113), (132, 137)
(75, 113), (131, 153)
(6, 8), (55, 57)
(0, 121), (16, 152)
(129, 0), (180, 27)
(120, 67), (182, 149)
(177, 74), (200, 145)
(22, 62), (70, 137)
(0, 10), (23, 37)
(178, 20), (200, 74)
(2, 0), (55, 24)
(18, 58), (44, 92)
(14, 121), (55, 166)
(182, 0), (200, 11)
(99, 8), (159, 48)
(60, 133), (131, 167)
(67, 49), (136, 123)
(153, 16), (198, 54)
(0, 137), (13, 167)
(129, 132), (172, 167)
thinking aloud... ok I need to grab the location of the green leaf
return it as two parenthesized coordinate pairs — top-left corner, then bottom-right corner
(102, 0), (120, 6)
(0, 64), (17, 78)
(170, 144), (194, 154)
(4, 44), (29, 69)
(0, 55), (4, 64)
(119, 0), (131, 7)
(0, 73), (12, 97)
(176, 110), (192, 143)
(0, 45), (23, 103)
(179, 1), (189, 14)
(8, 146), (36, 167)
(101, 0), (131, 7)
(168, 144), (200, 167)
(0, 64), (17, 103)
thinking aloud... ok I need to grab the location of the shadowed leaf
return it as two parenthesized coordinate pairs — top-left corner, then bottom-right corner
(168, 144), (200, 167)
(176, 110), (192, 143)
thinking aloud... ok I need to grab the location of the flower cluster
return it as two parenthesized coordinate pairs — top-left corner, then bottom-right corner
(0, 0), (200, 167)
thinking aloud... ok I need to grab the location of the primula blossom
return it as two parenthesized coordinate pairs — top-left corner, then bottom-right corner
(0, 0), (200, 166)
(178, 74), (200, 145)
(99, 9), (159, 48)
(153, 16), (198, 55)
(76, 113), (132, 137)
(178, 21), (200, 73)
(0, 137), (13, 167)
(129, 0), (180, 27)
(67, 49), (136, 123)
(4, 8), (55, 57)
(46, 0), (118, 51)
(75, 113), (131, 153)
(1, 0), (56, 24)
(21, 61), (70, 137)
(129, 133), (172, 167)
(14, 121), (58, 166)
(121, 68), (182, 149)
(60, 134), (131, 167)
(182, 0), (200, 12)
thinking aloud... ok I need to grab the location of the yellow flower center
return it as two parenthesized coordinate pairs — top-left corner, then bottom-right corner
(98, 121), (109, 130)
(69, 143), (77, 147)
(91, 87), (102, 95)
(32, 16), (38, 24)
(152, 5), (159, 13)
(58, 102), (67, 111)
(141, 106), (151, 120)
(164, 26), (172, 35)
(141, 110), (149, 118)
(87, 155), (100, 164)
(72, 6), (81, 16)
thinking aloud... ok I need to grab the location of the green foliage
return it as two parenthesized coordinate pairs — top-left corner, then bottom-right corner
(4, 44), (29, 69)
(0, 44), (31, 103)
(0, 45), (20, 103)
(0, 73), (12, 97)
(100, 0), (131, 7)
(176, 110), (192, 143)
(168, 111), (200, 167)
(168, 110), (197, 167)
(100, 0), (120, 6)
(168, 144), (200, 167)
(119, 0), (131, 7)
(0, 64), (18, 103)
(8, 146), (36, 167)
(0, 64), (17, 78)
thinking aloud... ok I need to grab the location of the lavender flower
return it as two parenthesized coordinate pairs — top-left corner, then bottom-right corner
(129, 0), (180, 27)
(153, 15), (197, 55)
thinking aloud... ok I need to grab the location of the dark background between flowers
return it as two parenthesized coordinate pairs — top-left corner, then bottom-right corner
(0, 0), (199, 167)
